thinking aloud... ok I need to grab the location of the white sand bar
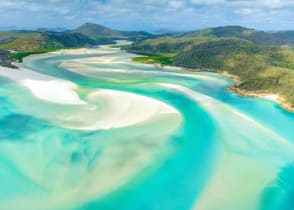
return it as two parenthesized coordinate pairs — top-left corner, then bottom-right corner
(0, 66), (181, 130)
(0, 66), (85, 105)
(78, 89), (181, 130)
(51, 48), (113, 55)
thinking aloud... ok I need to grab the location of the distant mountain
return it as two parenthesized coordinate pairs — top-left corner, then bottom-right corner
(0, 23), (153, 51)
(181, 26), (254, 37)
(120, 30), (154, 39)
(70, 23), (152, 41)
(42, 32), (97, 48)
(49, 27), (68, 32)
(70, 23), (122, 40)
(180, 26), (284, 45)
(0, 26), (26, 31)
(272, 31), (294, 44)
(36, 27), (68, 33)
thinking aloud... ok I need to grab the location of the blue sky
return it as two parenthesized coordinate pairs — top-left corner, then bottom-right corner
(0, 0), (293, 32)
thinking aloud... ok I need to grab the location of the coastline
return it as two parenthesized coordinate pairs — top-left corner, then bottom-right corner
(5, 45), (294, 113)
(0, 62), (182, 131)
(0, 65), (86, 105)
(159, 64), (294, 112)
(221, 71), (294, 112)
(154, 62), (294, 112)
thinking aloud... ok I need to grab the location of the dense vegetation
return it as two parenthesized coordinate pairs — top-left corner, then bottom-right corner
(133, 55), (173, 65)
(0, 23), (153, 65)
(126, 26), (294, 108)
(2, 23), (294, 108)
(0, 49), (17, 68)
(180, 26), (286, 45)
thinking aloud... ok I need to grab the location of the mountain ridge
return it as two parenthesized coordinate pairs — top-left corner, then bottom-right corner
(0, 22), (154, 51)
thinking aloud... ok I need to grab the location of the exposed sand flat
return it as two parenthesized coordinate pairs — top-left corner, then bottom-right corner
(159, 84), (294, 210)
(55, 89), (181, 131)
(60, 61), (129, 74)
(51, 48), (114, 55)
(51, 41), (131, 56)
(0, 66), (85, 105)
(62, 60), (226, 84)
(159, 82), (294, 151)
(75, 56), (128, 64)
(159, 83), (215, 105)
(22, 53), (55, 62)
(0, 66), (181, 131)
(79, 89), (181, 130)
(62, 56), (129, 66)
(21, 79), (86, 105)
(261, 94), (279, 101)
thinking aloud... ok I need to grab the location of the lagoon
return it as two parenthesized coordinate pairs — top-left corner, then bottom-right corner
(0, 43), (293, 210)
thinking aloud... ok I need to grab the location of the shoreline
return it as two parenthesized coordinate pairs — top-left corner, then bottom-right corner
(0, 65), (86, 105)
(6, 45), (294, 113)
(221, 71), (294, 112)
(153, 62), (294, 112)
(159, 64), (294, 112)
(0, 64), (182, 131)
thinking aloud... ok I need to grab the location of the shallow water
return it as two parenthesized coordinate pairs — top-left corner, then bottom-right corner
(0, 43), (293, 210)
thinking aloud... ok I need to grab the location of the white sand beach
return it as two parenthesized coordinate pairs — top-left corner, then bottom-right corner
(51, 48), (113, 55)
(82, 89), (181, 130)
(62, 59), (227, 84)
(51, 40), (131, 56)
(0, 66), (85, 105)
(0, 66), (181, 131)
(159, 83), (215, 105)
(73, 56), (126, 64)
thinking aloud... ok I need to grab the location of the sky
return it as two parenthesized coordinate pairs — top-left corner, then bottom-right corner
(0, 0), (294, 32)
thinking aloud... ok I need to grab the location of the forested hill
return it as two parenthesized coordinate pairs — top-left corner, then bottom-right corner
(179, 26), (292, 45)
(0, 23), (154, 63)
(2, 23), (294, 109)
(125, 26), (294, 109)
(0, 23), (153, 51)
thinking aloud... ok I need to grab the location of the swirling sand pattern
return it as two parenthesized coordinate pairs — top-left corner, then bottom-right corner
(0, 42), (293, 210)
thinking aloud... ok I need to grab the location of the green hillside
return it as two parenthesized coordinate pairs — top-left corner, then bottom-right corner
(0, 23), (153, 51)
(2, 23), (294, 109)
(272, 30), (294, 44)
(0, 34), (63, 51)
(126, 26), (294, 109)
(180, 26), (284, 45)
(70, 23), (152, 41)
(0, 23), (153, 64)
(70, 23), (122, 40)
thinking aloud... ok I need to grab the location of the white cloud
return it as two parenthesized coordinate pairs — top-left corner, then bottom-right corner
(0, 0), (293, 31)
(235, 8), (259, 15)
(190, 0), (294, 9)
(190, 0), (294, 21)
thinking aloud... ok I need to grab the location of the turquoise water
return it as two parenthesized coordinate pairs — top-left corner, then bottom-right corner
(0, 44), (293, 210)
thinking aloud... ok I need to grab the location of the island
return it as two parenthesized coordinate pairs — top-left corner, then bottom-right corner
(1, 24), (294, 111)
(124, 26), (294, 111)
